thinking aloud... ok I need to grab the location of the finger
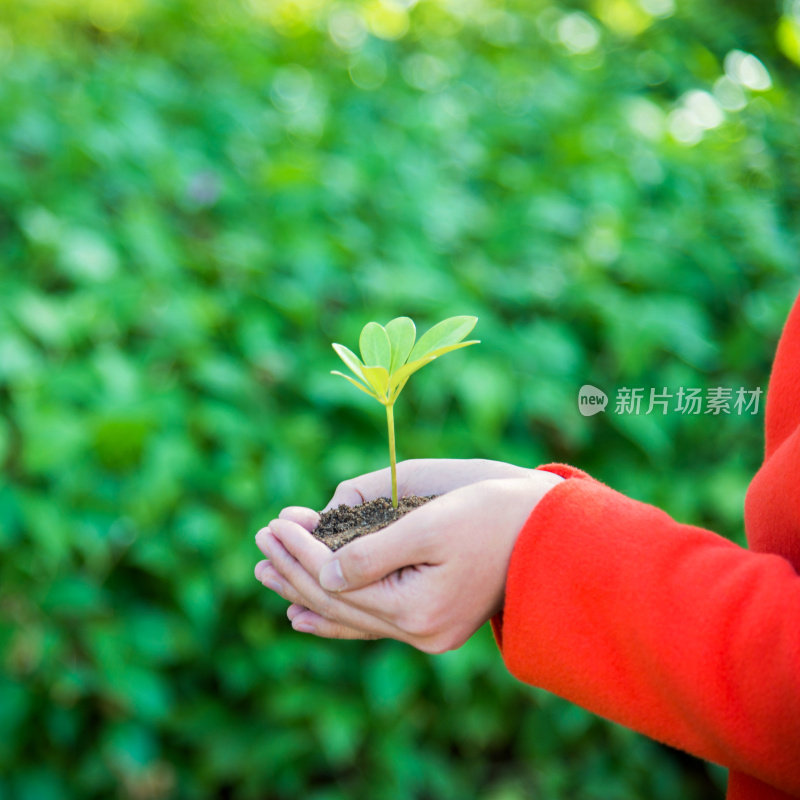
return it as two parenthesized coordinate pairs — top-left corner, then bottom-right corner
(254, 526), (272, 558)
(322, 459), (533, 513)
(287, 603), (306, 621)
(261, 528), (404, 638)
(270, 516), (420, 622)
(270, 540), (430, 647)
(267, 518), (334, 575)
(322, 483), (367, 513)
(256, 561), (298, 602)
(322, 467), (392, 512)
(287, 604), (380, 639)
(278, 506), (320, 532)
(258, 563), (373, 638)
(317, 500), (442, 592)
(289, 607), (382, 640)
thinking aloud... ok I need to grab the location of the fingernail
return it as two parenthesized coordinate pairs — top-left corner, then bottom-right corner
(263, 579), (282, 593)
(287, 606), (301, 621)
(292, 620), (315, 633)
(319, 560), (346, 592)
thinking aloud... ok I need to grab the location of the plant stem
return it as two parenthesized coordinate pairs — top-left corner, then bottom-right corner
(386, 402), (398, 508)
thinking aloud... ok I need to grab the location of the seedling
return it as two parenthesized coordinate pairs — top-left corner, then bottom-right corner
(331, 315), (479, 508)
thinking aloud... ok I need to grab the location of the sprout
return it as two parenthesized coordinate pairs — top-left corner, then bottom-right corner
(331, 316), (479, 508)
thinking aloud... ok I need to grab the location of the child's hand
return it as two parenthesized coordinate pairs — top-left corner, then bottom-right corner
(254, 471), (564, 653)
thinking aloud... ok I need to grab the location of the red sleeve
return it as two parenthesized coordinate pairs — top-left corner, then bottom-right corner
(763, 294), (800, 459)
(493, 464), (800, 796)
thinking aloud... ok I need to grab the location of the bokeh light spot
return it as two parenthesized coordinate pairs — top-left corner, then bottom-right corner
(713, 76), (746, 111)
(777, 15), (800, 66)
(638, 0), (675, 18)
(625, 97), (665, 140)
(365, 0), (410, 40)
(328, 6), (368, 51)
(668, 109), (703, 146)
(724, 50), (773, 91)
(270, 65), (313, 113)
(593, 0), (651, 37)
(683, 90), (724, 130)
(557, 12), (601, 54)
(401, 52), (450, 92)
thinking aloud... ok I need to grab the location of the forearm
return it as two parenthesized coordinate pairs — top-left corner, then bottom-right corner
(494, 467), (800, 795)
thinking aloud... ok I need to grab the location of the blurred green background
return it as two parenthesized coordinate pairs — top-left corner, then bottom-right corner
(1, 0), (798, 797)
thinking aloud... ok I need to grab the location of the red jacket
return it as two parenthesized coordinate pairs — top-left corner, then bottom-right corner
(494, 294), (800, 799)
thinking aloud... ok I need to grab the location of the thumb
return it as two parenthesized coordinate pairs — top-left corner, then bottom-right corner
(318, 511), (435, 592)
(322, 468), (392, 513)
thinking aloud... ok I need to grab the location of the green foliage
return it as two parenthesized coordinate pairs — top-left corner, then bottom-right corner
(0, 0), (798, 798)
(333, 316), (478, 505)
(334, 316), (478, 405)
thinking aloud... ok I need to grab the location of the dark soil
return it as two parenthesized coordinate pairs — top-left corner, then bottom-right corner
(312, 495), (437, 551)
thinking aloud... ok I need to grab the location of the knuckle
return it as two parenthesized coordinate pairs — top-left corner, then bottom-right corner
(333, 479), (365, 507)
(285, 586), (304, 606)
(334, 479), (353, 498)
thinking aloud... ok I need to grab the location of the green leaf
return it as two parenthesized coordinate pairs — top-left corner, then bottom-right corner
(385, 317), (416, 373)
(387, 340), (479, 399)
(418, 339), (480, 362)
(331, 371), (379, 400)
(362, 365), (390, 398)
(408, 316), (478, 361)
(332, 343), (367, 382)
(387, 354), (437, 397)
(359, 322), (392, 369)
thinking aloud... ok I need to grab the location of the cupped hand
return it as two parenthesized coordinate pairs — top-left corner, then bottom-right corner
(257, 458), (547, 643)
(254, 470), (564, 653)
(321, 458), (543, 511)
(274, 458), (542, 534)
